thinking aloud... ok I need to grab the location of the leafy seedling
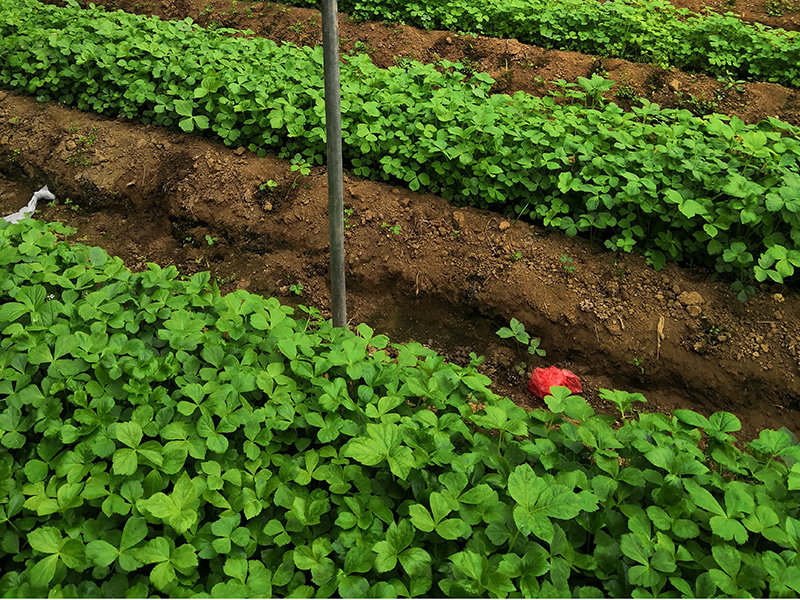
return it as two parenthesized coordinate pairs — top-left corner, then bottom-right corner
(496, 318), (546, 357)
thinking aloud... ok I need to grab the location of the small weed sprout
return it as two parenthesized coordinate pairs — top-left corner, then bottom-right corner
(344, 207), (354, 230)
(381, 222), (401, 236)
(289, 282), (303, 296)
(560, 254), (576, 274)
(496, 318), (546, 357)
(205, 234), (218, 246)
(628, 357), (645, 375)
(259, 180), (278, 191)
(290, 156), (312, 189)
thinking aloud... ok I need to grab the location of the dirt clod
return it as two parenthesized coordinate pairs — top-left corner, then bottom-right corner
(678, 291), (704, 306)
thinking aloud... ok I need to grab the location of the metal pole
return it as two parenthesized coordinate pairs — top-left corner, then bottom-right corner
(321, 0), (347, 328)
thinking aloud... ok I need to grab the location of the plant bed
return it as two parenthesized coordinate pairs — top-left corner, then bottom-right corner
(79, 0), (800, 127)
(2, 216), (800, 597)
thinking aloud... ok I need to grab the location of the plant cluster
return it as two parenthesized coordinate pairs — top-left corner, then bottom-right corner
(2, 218), (800, 597)
(287, 0), (800, 88)
(2, 0), (800, 295)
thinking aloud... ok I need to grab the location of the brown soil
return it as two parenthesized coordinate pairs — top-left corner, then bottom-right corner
(78, 0), (800, 126)
(2, 91), (800, 443)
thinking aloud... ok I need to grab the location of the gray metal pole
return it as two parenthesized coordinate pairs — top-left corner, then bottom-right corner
(321, 0), (347, 328)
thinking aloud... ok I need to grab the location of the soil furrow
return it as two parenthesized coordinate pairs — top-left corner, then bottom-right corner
(73, 0), (800, 126)
(2, 91), (799, 441)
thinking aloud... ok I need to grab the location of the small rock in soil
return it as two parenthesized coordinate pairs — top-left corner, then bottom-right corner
(499, 220), (511, 231)
(687, 305), (702, 317)
(693, 340), (707, 354)
(452, 211), (466, 230)
(605, 320), (623, 336)
(234, 147), (246, 156)
(678, 291), (704, 306)
(669, 79), (682, 92)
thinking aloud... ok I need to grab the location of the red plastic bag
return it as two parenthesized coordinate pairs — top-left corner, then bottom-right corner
(528, 366), (582, 399)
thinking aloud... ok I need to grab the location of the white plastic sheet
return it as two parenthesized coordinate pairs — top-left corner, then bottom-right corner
(3, 186), (55, 224)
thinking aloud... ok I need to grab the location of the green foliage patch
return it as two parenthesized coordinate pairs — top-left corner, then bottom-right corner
(2, 0), (800, 294)
(3, 219), (800, 597)
(288, 0), (800, 88)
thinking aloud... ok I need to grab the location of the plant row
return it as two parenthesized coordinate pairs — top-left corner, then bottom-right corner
(284, 0), (800, 88)
(2, 217), (800, 597)
(2, 0), (800, 294)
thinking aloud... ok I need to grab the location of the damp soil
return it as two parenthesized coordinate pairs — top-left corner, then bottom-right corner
(74, 0), (800, 126)
(2, 91), (800, 442)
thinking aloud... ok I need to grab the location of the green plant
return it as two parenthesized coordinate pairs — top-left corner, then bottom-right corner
(258, 180), (278, 192)
(289, 281), (303, 295)
(289, 156), (312, 189)
(281, 0), (800, 88)
(52, 196), (79, 211)
(352, 40), (373, 54)
(204, 234), (218, 246)
(560, 254), (576, 275)
(343, 207), (354, 230)
(599, 388), (647, 420)
(287, 19), (306, 33)
(509, 251), (522, 262)
(381, 222), (401, 236)
(496, 317), (546, 357)
(765, 0), (798, 16)
(3, 218), (800, 598)
(65, 126), (98, 165)
(614, 74), (637, 102)
(629, 356), (645, 375)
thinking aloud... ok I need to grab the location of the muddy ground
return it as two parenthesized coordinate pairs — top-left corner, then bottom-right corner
(2, 91), (800, 441)
(76, 0), (800, 127)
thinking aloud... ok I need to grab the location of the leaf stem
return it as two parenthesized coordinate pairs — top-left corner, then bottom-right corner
(509, 529), (521, 552)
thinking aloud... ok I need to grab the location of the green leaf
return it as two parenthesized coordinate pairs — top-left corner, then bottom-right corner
(86, 540), (118, 568)
(409, 504), (435, 533)
(28, 554), (59, 588)
(436, 518), (471, 540)
(112, 448), (138, 476)
(28, 528), (62, 555)
(115, 422), (143, 447)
